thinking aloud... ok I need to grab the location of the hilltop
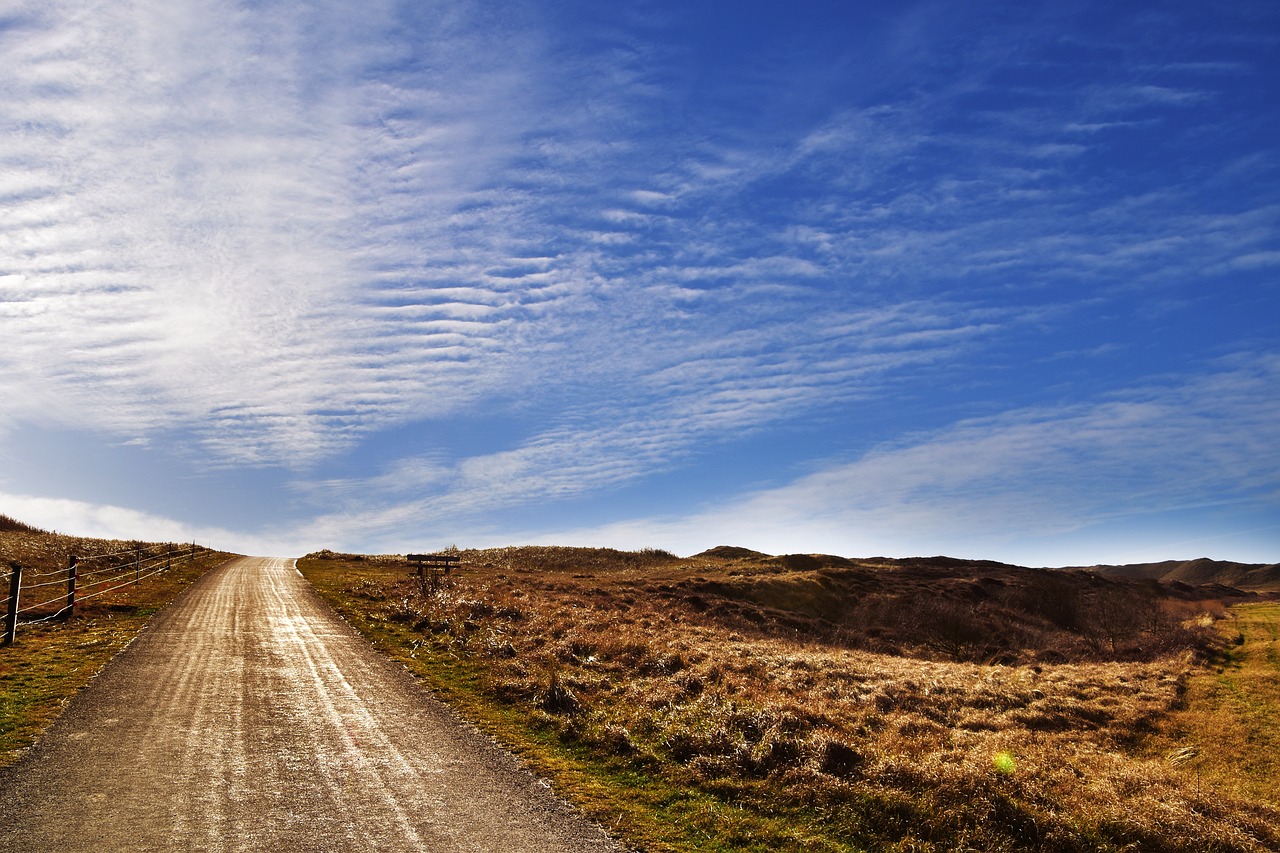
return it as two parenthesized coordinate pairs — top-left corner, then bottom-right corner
(692, 546), (1280, 593)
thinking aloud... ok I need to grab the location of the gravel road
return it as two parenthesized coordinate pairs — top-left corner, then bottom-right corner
(0, 556), (623, 852)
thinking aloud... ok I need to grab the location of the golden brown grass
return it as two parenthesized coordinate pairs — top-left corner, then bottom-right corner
(300, 546), (1280, 852)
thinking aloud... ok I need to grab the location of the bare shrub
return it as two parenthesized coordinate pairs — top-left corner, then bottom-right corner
(538, 671), (581, 715)
(1076, 586), (1212, 659)
(1080, 588), (1146, 654)
(1007, 571), (1084, 630)
(851, 594), (999, 661)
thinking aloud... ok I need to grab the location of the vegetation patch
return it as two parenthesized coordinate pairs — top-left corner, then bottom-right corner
(300, 546), (1280, 852)
(1139, 601), (1280, 808)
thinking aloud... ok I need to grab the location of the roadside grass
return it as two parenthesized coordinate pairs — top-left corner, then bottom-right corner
(1, 529), (232, 766)
(1140, 602), (1280, 807)
(300, 555), (812, 853)
(299, 548), (1280, 852)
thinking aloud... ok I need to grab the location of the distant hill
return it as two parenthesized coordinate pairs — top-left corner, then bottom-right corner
(694, 545), (772, 560)
(1078, 558), (1280, 592)
(690, 546), (1280, 595)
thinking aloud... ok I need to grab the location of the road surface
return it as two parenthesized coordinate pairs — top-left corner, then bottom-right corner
(0, 557), (623, 852)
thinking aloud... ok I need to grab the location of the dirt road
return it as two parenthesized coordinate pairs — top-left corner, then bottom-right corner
(0, 557), (623, 852)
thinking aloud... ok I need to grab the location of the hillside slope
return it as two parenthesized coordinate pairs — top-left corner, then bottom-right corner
(1079, 558), (1280, 592)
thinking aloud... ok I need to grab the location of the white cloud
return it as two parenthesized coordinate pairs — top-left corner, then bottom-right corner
(0, 0), (568, 465)
(1, 2), (1275, 564)
(0, 490), (243, 552)
(523, 356), (1280, 564)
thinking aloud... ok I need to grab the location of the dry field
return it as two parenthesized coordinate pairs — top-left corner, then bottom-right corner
(299, 546), (1280, 852)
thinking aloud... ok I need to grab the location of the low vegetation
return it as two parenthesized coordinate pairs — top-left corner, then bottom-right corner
(0, 521), (231, 765)
(1139, 601), (1280, 808)
(300, 546), (1280, 852)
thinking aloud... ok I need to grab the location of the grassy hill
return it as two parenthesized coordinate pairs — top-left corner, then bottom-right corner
(1080, 557), (1280, 592)
(7, 512), (1276, 851)
(301, 544), (1280, 852)
(679, 549), (1262, 663)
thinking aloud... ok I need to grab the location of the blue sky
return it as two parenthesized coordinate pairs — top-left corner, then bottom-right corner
(2, 0), (1278, 565)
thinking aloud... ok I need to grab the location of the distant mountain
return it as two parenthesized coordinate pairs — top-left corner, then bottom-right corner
(1077, 558), (1280, 592)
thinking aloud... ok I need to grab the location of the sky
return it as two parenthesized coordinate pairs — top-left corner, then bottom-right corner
(1, 0), (1278, 566)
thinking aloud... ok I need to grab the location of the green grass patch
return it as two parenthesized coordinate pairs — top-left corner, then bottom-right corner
(1144, 602), (1280, 808)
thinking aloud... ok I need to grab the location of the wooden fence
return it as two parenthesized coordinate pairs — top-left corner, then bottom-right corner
(3, 543), (215, 645)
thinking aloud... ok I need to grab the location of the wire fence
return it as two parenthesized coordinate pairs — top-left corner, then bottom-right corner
(4, 543), (219, 644)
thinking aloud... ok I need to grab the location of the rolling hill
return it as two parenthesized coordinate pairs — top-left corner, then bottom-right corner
(1078, 557), (1280, 592)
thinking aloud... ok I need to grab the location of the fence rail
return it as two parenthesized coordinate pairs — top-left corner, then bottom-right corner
(3, 543), (218, 645)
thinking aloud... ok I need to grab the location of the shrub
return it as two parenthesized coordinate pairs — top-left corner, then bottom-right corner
(538, 671), (582, 715)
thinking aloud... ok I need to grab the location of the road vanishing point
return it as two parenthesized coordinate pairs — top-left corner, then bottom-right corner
(0, 557), (623, 852)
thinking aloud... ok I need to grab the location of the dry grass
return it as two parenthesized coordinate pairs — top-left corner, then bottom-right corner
(0, 514), (45, 534)
(300, 546), (1280, 852)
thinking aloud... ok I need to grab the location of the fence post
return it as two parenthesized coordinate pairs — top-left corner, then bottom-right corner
(166, 544), (172, 572)
(66, 555), (77, 618)
(135, 544), (142, 586)
(4, 562), (21, 645)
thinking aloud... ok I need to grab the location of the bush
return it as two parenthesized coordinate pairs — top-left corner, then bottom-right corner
(538, 671), (582, 715)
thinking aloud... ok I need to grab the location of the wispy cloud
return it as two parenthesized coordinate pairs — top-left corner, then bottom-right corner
(1, 2), (1275, 561)
(0, 0), (561, 463)
(5, 1), (1270, 459)
(291, 295), (1002, 530)
(531, 354), (1280, 563)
